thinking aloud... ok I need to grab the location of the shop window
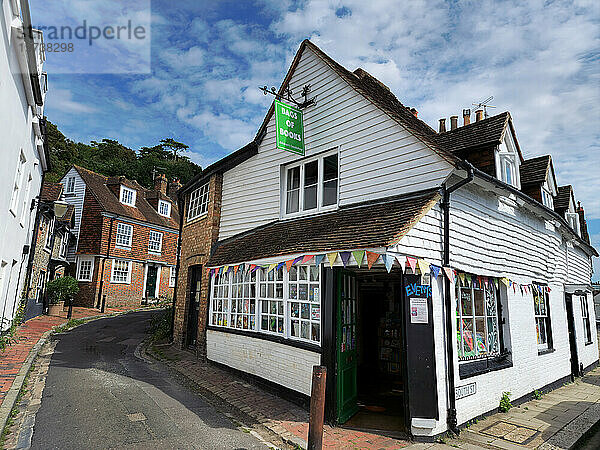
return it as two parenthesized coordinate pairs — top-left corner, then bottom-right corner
(211, 272), (230, 326)
(532, 283), (552, 351)
(188, 182), (210, 221)
(283, 150), (339, 216)
(259, 266), (285, 334)
(581, 296), (592, 344)
(288, 265), (320, 343)
(115, 223), (133, 248)
(456, 277), (500, 360)
(230, 270), (257, 331)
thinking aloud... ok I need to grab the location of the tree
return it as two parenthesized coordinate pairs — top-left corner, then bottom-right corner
(159, 138), (189, 160)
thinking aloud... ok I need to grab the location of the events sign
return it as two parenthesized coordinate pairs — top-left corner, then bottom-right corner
(275, 99), (304, 155)
(410, 298), (428, 324)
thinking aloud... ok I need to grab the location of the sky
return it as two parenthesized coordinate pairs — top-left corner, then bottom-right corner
(32, 0), (600, 278)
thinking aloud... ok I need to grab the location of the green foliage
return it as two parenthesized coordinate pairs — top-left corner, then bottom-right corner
(52, 318), (86, 334)
(533, 389), (543, 400)
(44, 120), (201, 188)
(0, 295), (28, 352)
(499, 391), (512, 412)
(149, 307), (173, 342)
(45, 276), (79, 304)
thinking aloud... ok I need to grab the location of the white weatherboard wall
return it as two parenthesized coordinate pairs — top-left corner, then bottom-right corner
(218, 45), (453, 240)
(60, 168), (86, 261)
(206, 330), (321, 396)
(0, 0), (46, 329)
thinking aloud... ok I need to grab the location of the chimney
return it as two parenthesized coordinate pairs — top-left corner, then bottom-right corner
(475, 109), (484, 122)
(438, 118), (446, 133)
(450, 115), (458, 130)
(167, 178), (182, 200)
(154, 173), (167, 195)
(463, 109), (471, 126)
(576, 202), (590, 244)
(410, 107), (418, 117)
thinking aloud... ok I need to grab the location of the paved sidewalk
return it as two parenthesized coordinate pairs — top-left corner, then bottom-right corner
(459, 366), (600, 449)
(148, 343), (412, 449)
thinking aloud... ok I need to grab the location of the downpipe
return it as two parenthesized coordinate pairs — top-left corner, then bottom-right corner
(441, 162), (474, 434)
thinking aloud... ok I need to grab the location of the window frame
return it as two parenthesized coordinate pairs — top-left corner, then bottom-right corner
(77, 257), (94, 282)
(169, 266), (176, 287)
(65, 176), (76, 194)
(148, 230), (163, 254)
(119, 185), (137, 206)
(581, 295), (592, 344)
(282, 149), (339, 218)
(188, 182), (210, 221)
(115, 223), (133, 249)
(532, 283), (553, 352)
(59, 232), (68, 258)
(44, 217), (55, 250)
(111, 259), (131, 284)
(158, 200), (171, 217)
(10, 151), (26, 215)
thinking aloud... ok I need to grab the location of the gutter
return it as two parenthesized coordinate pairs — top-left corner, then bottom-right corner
(441, 161), (474, 434)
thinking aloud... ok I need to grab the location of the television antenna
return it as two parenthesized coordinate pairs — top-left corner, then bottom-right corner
(472, 96), (496, 118)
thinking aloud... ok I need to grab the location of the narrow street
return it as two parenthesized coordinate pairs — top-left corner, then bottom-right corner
(27, 311), (265, 449)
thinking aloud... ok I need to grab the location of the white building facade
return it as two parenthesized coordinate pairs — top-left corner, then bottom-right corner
(0, 0), (48, 329)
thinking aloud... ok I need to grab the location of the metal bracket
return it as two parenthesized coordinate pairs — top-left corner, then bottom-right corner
(259, 84), (316, 109)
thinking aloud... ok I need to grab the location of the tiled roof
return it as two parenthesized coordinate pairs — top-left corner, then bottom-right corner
(520, 155), (551, 187)
(554, 185), (573, 214)
(434, 112), (510, 154)
(73, 165), (179, 230)
(208, 189), (440, 266)
(40, 181), (63, 202)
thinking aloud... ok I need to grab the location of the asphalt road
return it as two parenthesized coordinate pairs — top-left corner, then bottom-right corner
(29, 311), (265, 449)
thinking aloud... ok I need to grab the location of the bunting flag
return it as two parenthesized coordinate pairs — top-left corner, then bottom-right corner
(223, 265), (229, 274)
(417, 259), (430, 275)
(228, 265), (234, 274)
(519, 285), (524, 296)
(327, 252), (338, 267)
(215, 267), (220, 275)
(383, 254), (394, 273)
(513, 282), (517, 293)
(293, 256), (303, 265)
(443, 267), (455, 283)
(406, 256), (417, 273)
(268, 263), (277, 273)
(465, 274), (472, 286)
(301, 254), (314, 264)
(483, 277), (489, 289)
(500, 277), (509, 287)
(458, 272), (466, 286)
(339, 251), (351, 267)
(430, 264), (441, 279)
(366, 251), (380, 269)
(314, 254), (326, 267)
(548, 287), (552, 293)
(207, 268), (212, 277)
(249, 264), (257, 273)
(494, 278), (499, 290)
(352, 250), (364, 268)
(395, 255), (406, 272)
(233, 265), (239, 274)
(285, 259), (295, 272)
(276, 262), (285, 271)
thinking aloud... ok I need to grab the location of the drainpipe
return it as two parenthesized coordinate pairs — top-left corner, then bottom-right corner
(97, 217), (115, 308)
(441, 162), (474, 434)
(169, 194), (185, 342)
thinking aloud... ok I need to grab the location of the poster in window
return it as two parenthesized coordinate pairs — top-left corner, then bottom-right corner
(410, 297), (428, 323)
(311, 305), (320, 320)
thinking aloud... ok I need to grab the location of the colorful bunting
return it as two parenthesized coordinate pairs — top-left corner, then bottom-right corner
(327, 252), (338, 267)
(382, 254), (394, 273)
(339, 251), (351, 267)
(494, 278), (499, 290)
(233, 265), (239, 274)
(465, 274), (472, 286)
(366, 251), (380, 269)
(301, 254), (314, 264)
(395, 255), (406, 272)
(500, 277), (509, 286)
(276, 262), (285, 271)
(352, 250), (365, 268)
(293, 256), (303, 265)
(458, 272), (466, 286)
(417, 259), (430, 275)
(430, 264), (441, 279)
(285, 259), (295, 272)
(215, 267), (220, 275)
(406, 256), (417, 273)
(268, 263), (276, 273)
(314, 254), (325, 267)
(443, 267), (455, 283)
(249, 264), (257, 273)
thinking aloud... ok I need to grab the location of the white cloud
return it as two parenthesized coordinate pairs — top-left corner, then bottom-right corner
(48, 88), (98, 114)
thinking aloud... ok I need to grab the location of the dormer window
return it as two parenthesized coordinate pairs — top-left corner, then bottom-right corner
(65, 176), (75, 194)
(541, 180), (554, 209)
(496, 134), (520, 189)
(566, 212), (580, 236)
(158, 200), (171, 217)
(120, 186), (136, 206)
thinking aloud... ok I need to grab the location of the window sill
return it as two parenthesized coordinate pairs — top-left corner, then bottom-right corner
(459, 353), (512, 379)
(538, 348), (555, 356)
(111, 280), (130, 284)
(78, 279), (92, 282)
(187, 213), (208, 224)
(148, 251), (162, 256)
(115, 246), (132, 251)
(207, 325), (322, 353)
(282, 205), (338, 220)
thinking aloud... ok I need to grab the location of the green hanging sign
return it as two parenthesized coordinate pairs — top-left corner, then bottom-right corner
(274, 99), (304, 155)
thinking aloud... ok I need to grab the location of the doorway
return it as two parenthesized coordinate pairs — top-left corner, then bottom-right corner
(145, 265), (159, 299)
(186, 266), (202, 348)
(336, 269), (407, 433)
(565, 293), (580, 378)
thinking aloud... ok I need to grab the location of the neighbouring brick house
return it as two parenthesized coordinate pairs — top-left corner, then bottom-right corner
(60, 166), (181, 308)
(23, 181), (75, 320)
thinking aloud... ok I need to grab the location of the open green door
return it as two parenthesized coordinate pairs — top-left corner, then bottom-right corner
(336, 270), (358, 423)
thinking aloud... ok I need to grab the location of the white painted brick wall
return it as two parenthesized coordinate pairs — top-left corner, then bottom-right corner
(206, 330), (321, 396)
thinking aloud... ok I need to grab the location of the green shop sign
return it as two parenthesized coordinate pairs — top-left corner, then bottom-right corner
(275, 99), (304, 155)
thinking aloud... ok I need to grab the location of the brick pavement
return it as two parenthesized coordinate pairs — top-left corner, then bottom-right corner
(149, 343), (411, 449)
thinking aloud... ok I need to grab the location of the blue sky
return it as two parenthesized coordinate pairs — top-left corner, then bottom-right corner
(32, 0), (600, 278)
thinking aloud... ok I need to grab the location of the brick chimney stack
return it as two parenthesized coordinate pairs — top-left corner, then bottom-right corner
(168, 178), (182, 200)
(576, 202), (590, 244)
(154, 173), (168, 195)
(438, 118), (446, 133)
(450, 115), (458, 130)
(410, 107), (418, 117)
(463, 109), (471, 126)
(475, 109), (484, 122)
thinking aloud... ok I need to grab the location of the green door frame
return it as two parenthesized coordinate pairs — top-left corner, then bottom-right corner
(336, 269), (359, 423)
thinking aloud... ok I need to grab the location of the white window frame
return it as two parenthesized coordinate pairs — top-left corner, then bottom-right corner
(282, 149), (339, 218)
(111, 259), (131, 284)
(532, 283), (552, 351)
(169, 266), (176, 287)
(541, 186), (554, 209)
(77, 257), (94, 282)
(10, 151), (26, 215)
(158, 200), (171, 217)
(44, 217), (55, 250)
(59, 233), (68, 258)
(581, 295), (592, 344)
(115, 223), (133, 249)
(65, 176), (76, 194)
(20, 173), (32, 226)
(188, 182), (210, 221)
(566, 212), (580, 236)
(208, 264), (322, 345)
(496, 135), (520, 189)
(119, 185), (137, 206)
(148, 230), (163, 254)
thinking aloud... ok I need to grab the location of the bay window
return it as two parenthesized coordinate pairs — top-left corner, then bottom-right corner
(284, 150), (339, 216)
(533, 283), (552, 351)
(259, 266), (285, 334)
(456, 276), (500, 360)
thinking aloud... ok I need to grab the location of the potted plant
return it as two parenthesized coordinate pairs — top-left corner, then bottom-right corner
(46, 276), (79, 316)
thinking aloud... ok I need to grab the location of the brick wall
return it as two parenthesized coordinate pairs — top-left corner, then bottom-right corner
(77, 190), (104, 255)
(173, 173), (222, 352)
